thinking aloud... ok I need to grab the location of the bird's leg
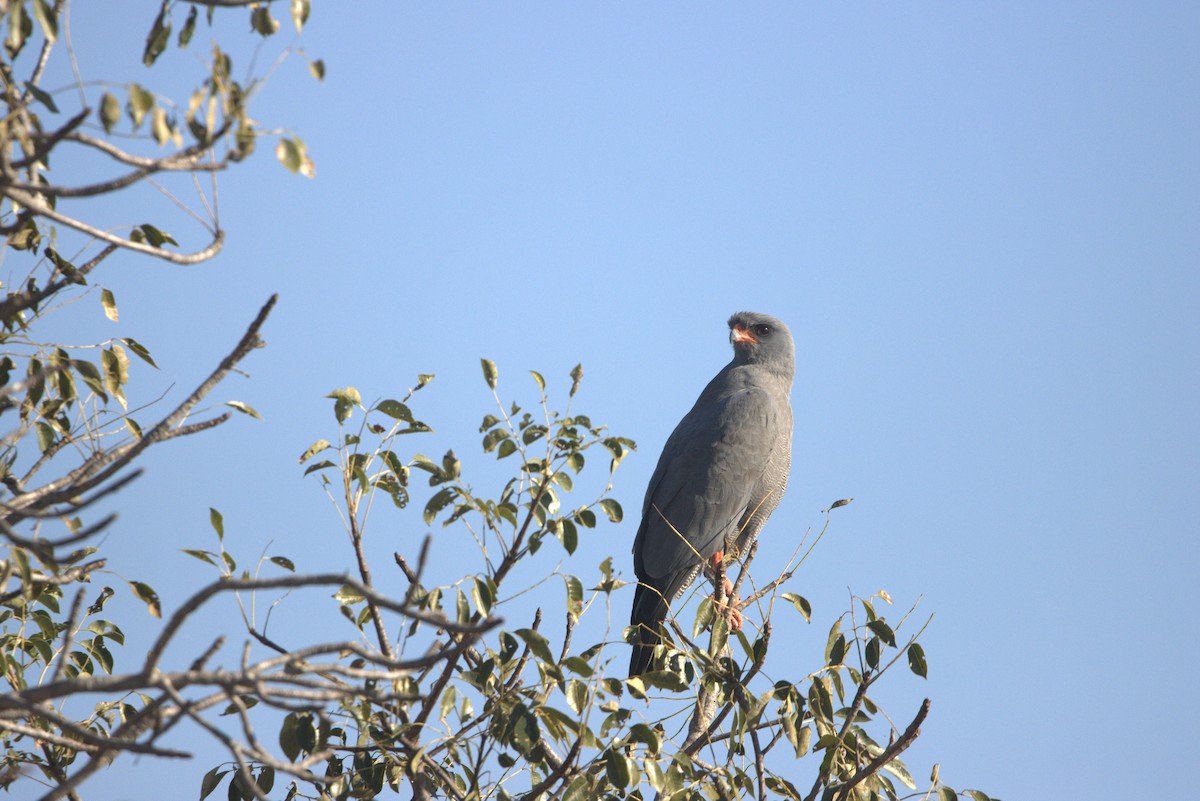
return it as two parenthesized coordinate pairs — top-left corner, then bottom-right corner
(711, 551), (743, 630)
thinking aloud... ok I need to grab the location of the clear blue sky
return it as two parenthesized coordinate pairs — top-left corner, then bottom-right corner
(29, 3), (1199, 799)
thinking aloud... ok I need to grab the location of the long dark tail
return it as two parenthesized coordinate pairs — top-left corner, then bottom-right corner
(628, 581), (669, 676)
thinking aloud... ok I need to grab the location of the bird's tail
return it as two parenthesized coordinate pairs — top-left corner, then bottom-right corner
(628, 582), (669, 676)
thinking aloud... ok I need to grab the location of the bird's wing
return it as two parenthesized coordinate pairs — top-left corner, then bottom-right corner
(635, 382), (785, 584)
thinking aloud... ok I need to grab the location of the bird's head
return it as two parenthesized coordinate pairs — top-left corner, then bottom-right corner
(727, 311), (795, 378)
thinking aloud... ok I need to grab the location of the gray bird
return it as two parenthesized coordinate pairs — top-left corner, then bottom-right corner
(629, 311), (794, 676)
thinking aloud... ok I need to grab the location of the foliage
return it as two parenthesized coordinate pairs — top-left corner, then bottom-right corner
(0, 3), (997, 801)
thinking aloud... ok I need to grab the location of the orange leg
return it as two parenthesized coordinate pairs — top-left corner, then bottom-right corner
(711, 551), (743, 630)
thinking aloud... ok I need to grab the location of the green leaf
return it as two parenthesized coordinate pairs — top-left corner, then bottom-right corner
(938, 785), (959, 801)
(298, 439), (331, 464)
(24, 81), (58, 113)
(640, 669), (688, 692)
(867, 618), (896, 647)
(557, 517), (579, 554)
(182, 549), (218, 567)
(256, 766), (275, 795)
(200, 767), (231, 801)
(35, 421), (55, 453)
(120, 338), (158, 368)
(629, 722), (661, 754)
(569, 363), (583, 397)
(142, 6), (170, 66)
(308, 58), (325, 81)
(126, 84), (155, 129)
(128, 581), (161, 618)
(598, 498), (623, 523)
(808, 677), (834, 722)
(471, 576), (496, 615)
(151, 106), (176, 146)
(209, 508), (225, 540)
(693, 597), (715, 639)
(423, 487), (455, 525)
(562, 776), (590, 801)
(866, 636), (881, 669)
(375, 399), (413, 422)
(884, 758), (918, 791)
(98, 288), (118, 321)
(828, 633), (846, 666)
(270, 556), (295, 572)
(326, 387), (360, 423)
(250, 5), (279, 36)
(644, 758), (665, 793)
(480, 358), (498, 390)
(565, 679), (587, 714)
(225, 401), (262, 420)
(275, 137), (314, 177)
(529, 370), (545, 392)
(514, 628), (555, 665)
(605, 751), (632, 789)
(780, 591), (811, 622)
(907, 642), (928, 678)
(178, 6), (197, 47)
(563, 574), (583, 621)
(562, 655), (594, 677)
(302, 459), (335, 477)
(333, 585), (364, 604)
(136, 223), (177, 248)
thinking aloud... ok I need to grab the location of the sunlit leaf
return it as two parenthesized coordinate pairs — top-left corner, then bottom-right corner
(275, 137), (315, 177)
(375, 399), (413, 422)
(780, 591), (811, 622)
(291, 0), (311, 33)
(298, 439), (331, 464)
(333, 585), (364, 604)
(100, 288), (118, 322)
(128, 581), (161, 618)
(127, 83), (155, 129)
(226, 401), (262, 420)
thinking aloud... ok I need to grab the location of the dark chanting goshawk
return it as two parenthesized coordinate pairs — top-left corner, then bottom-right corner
(629, 311), (794, 676)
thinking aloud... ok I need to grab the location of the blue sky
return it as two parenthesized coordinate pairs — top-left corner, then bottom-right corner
(20, 2), (1199, 799)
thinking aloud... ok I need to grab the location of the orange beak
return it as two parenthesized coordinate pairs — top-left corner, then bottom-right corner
(730, 324), (758, 345)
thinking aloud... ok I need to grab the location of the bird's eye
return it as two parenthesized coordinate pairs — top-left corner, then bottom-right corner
(753, 324), (772, 338)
